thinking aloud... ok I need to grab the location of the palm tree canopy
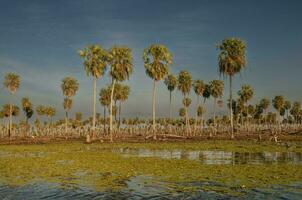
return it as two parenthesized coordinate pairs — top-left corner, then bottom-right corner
(272, 95), (285, 111)
(202, 84), (211, 100)
(193, 79), (205, 96)
(218, 38), (246, 77)
(21, 97), (32, 110)
(120, 85), (130, 102)
(63, 98), (73, 111)
(45, 106), (56, 117)
(3, 73), (20, 94)
(182, 97), (192, 107)
(290, 102), (301, 117)
(179, 108), (186, 117)
(197, 106), (205, 117)
(36, 105), (46, 116)
(61, 77), (79, 98)
(2, 104), (19, 117)
(260, 98), (270, 110)
(108, 46), (133, 81)
(99, 87), (111, 107)
(209, 80), (224, 98)
(143, 44), (172, 81)
(238, 84), (254, 103)
(284, 100), (291, 110)
(79, 45), (109, 78)
(177, 70), (192, 95)
(164, 74), (177, 92)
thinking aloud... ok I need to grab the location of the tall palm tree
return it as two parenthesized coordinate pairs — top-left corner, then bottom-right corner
(21, 97), (34, 136)
(178, 71), (192, 134)
(2, 104), (19, 137)
(3, 73), (20, 138)
(99, 86), (111, 133)
(108, 46), (133, 142)
(238, 84), (254, 125)
(143, 44), (172, 139)
(61, 77), (79, 134)
(193, 80), (205, 131)
(218, 38), (246, 137)
(209, 80), (224, 127)
(79, 45), (109, 140)
(272, 95), (285, 124)
(164, 74), (177, 120)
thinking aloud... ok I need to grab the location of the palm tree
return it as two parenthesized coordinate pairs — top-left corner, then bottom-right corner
(178, 71), (192, 134)
(218, 38), (246, 137)
(193, 80), (205, 131)
(209, 80), (224, 127)
(143, 44), (172, 139)
(118, 84), (130, 129)
(99, 86), (111, 133)
(79, 45), (109, 140)
(21, 97), (34, 136)
(238, 84), (254, 125)
(108, 46), (133, 142)
(3, 73), (20, 138)
(61, 77), (79, 135)
(164, 74), (177, 120)
(2, 104), (19, 137)
(284, 100), (291, 120)
(260, 98), (270, 124)
(272, 95), (285, 124)
(290, 102), (301, 123)
(197, 105), (205, 130)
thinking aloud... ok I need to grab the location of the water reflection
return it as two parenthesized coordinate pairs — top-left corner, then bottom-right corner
(1, 179), (301, 200)
(108, 148), (302, 165)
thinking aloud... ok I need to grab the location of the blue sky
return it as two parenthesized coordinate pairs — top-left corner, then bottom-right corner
(0, 0), (301, 120)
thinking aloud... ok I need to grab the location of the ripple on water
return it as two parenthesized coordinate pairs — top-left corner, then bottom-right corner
(0, 179), (301, 200)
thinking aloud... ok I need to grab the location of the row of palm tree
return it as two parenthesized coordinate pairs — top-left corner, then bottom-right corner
(1, 38), (301, 141)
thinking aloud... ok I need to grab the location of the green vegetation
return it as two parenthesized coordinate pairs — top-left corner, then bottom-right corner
(0, 141), (301, 195)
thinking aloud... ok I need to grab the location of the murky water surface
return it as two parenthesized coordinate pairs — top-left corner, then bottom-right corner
(1, 145), (302, 199)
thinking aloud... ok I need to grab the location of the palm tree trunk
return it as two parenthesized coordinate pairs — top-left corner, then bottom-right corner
(152, 80), (157, 139)
(118, 101), (121, 131)
(103, 106), (106, 134)
(169, 91), (172, 119)
(65, 111), (68, 135)
(229, 75), (234, 138)
(109, 79), (116, 142)
(91, 77), (97, 140)
(213, 98), (216, 127)
(194, 95), (200, 134)
(9, 101), (12, 138)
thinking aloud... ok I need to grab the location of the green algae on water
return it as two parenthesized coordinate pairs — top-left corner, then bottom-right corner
(0, 141), (301, 195)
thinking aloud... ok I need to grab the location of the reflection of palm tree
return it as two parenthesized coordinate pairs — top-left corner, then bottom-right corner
(178, 71), (192, 134)
(79, 45), (108, 140)
(218, 38), (246, 137)
(143, 44), (172, 139)
(108, 46), (133, 142)
(3, 73), (20, 138)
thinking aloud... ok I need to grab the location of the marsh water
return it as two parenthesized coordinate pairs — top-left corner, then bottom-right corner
(0, 142), (302, 199)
